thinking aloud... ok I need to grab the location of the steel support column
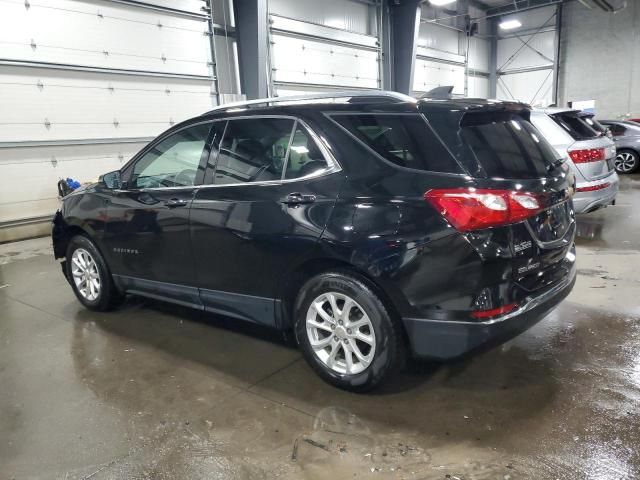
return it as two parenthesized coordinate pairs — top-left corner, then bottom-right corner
(552, 3), (562, 105)
(233, 0), (269, 99)
(389, 0), (421, 95)
(489, 18), (498, 98)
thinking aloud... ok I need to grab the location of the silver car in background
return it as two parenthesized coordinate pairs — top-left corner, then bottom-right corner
(599, 120), (640, 174)
(530, 108), (619, 214)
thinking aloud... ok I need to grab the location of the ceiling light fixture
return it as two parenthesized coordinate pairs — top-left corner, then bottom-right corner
(499, 19), (522, 30)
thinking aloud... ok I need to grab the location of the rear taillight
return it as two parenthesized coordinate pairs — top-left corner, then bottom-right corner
(424, 188), (543, 232)
(568, 148), (605, 163)
(576, 182), (611, 193)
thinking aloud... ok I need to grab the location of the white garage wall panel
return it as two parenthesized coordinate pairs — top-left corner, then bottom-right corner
(497, 31), (555, 72)
(0, 142), (146, 224)
(418, 23), (459, 54)
(414, 18), (490, 98)
(413, 58), (465, 95)
(0, 0), (219, 239)
(269, 12), (380, 94)
(0, 0), (213, 77)
(270, 33), (378, 90)
(269, 0), (372, 35)
(0, 66), (215, 142)
(495, 5), (557, 107)
(498, 69), (554, 107)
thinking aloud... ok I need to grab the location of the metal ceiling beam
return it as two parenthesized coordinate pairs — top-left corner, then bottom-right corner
(486, 0), (564, 17)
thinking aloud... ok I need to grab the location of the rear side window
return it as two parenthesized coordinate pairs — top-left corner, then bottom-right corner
(551, 113), (599, 140)
(330, 114), (463, 174)
(458, 111), (560, 179)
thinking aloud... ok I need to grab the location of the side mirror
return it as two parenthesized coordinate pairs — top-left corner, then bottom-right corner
(100, 170), (122, 189)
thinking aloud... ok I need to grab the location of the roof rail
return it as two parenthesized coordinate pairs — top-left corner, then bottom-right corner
(206, 90), (416, 114)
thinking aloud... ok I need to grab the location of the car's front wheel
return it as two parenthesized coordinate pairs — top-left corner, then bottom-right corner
(66, 235), (123, 311)
(614, 149), (639, 174)
(294, 271), (406, 392)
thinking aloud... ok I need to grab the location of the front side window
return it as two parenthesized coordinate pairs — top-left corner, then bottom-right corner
(329, 113), (463, 174)
(130, 123), (211, 189)
(213, 118), (295, 184)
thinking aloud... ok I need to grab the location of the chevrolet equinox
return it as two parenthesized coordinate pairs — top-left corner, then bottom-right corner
(52, 91), (577, 391)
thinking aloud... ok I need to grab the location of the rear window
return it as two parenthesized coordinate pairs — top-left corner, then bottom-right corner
(425, 109), (561, 179)
(551, 113), (600, 140)
(329, 113), (464, 174)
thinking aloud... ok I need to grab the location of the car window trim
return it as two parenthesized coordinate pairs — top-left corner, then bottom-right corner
(120, 119), (221, 191)
(200, 114), (341, 189)
(324, 111), (469, 177)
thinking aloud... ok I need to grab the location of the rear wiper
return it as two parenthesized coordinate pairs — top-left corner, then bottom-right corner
(548, 157), (565, 171)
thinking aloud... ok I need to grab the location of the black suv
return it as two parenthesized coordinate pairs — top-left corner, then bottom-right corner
(52, 92), (577, 391)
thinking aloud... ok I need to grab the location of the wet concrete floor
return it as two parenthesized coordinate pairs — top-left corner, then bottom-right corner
(1, 175), (640, 479)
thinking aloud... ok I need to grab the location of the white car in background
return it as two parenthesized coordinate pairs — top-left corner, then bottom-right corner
(530, 108), (619, 214)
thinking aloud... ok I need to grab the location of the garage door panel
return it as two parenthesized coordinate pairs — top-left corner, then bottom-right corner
(0, 0), (212, 76)
(413, 59), (465, 94)
(0, 142), (147, 222)
(0, 66), (213, 142)
(271, 34), (378, 89)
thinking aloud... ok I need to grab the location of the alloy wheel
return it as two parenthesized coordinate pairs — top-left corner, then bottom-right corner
(306, 292), (376, 375)
(614, 152), (638, 173)
(71, 248), (101, 301)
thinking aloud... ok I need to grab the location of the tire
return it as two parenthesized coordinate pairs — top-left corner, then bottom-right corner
(66, 235), (124, 311)
(294, 271), (406, 392)
(614, 149), (639, 174)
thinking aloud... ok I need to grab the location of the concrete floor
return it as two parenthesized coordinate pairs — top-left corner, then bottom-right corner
(1, 176), (639, 480)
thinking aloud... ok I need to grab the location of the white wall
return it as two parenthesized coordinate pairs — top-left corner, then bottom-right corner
(558, 1), (640, 119)
(0, 0), (219, 239)
(496, 5), (557, 107)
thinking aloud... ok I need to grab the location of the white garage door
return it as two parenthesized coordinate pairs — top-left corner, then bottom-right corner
(0, 0), (218, 239)
(268, 7), (380, 96)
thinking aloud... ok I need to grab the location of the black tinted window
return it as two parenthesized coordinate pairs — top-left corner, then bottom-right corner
(330, 114), (463, 173)
(608, 124), (626, 136)
(551, 113), (599, 140)
(214, 118), (294, 184)
(284, 127), (329, 179)
(459, 112), (559, 179)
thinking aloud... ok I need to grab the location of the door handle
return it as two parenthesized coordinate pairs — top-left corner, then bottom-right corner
(164, 198), (188, 208)
(281, 192), (316, 205)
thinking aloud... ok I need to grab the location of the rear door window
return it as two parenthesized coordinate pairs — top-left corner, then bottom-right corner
(213, 118), (295, 184)
(329, 113), (463, 174)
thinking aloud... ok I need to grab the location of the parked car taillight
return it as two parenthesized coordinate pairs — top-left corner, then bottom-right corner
(568, 148), (605, 163)
(424, 188), (543, 232)
(576, 182), (611, 193)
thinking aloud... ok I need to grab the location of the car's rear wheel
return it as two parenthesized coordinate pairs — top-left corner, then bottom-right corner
(294, 271), (405, 392)
(66, 235), (123, 311)
(614, 150), (639, 173)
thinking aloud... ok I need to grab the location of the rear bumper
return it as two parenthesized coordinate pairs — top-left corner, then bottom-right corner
(402, 263), (576, 360)
(573, 171), (619, 213)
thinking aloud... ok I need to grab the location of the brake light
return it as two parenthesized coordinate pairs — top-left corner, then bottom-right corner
(471, 303), (518, 319)
(576, 182), (610, 193)
(568, 148), (605, 163)
(424, 188), (543, 232)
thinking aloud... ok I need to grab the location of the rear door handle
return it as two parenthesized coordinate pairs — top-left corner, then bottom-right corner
(164, 198), (188, 208)
(281, 192), (316, 205)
